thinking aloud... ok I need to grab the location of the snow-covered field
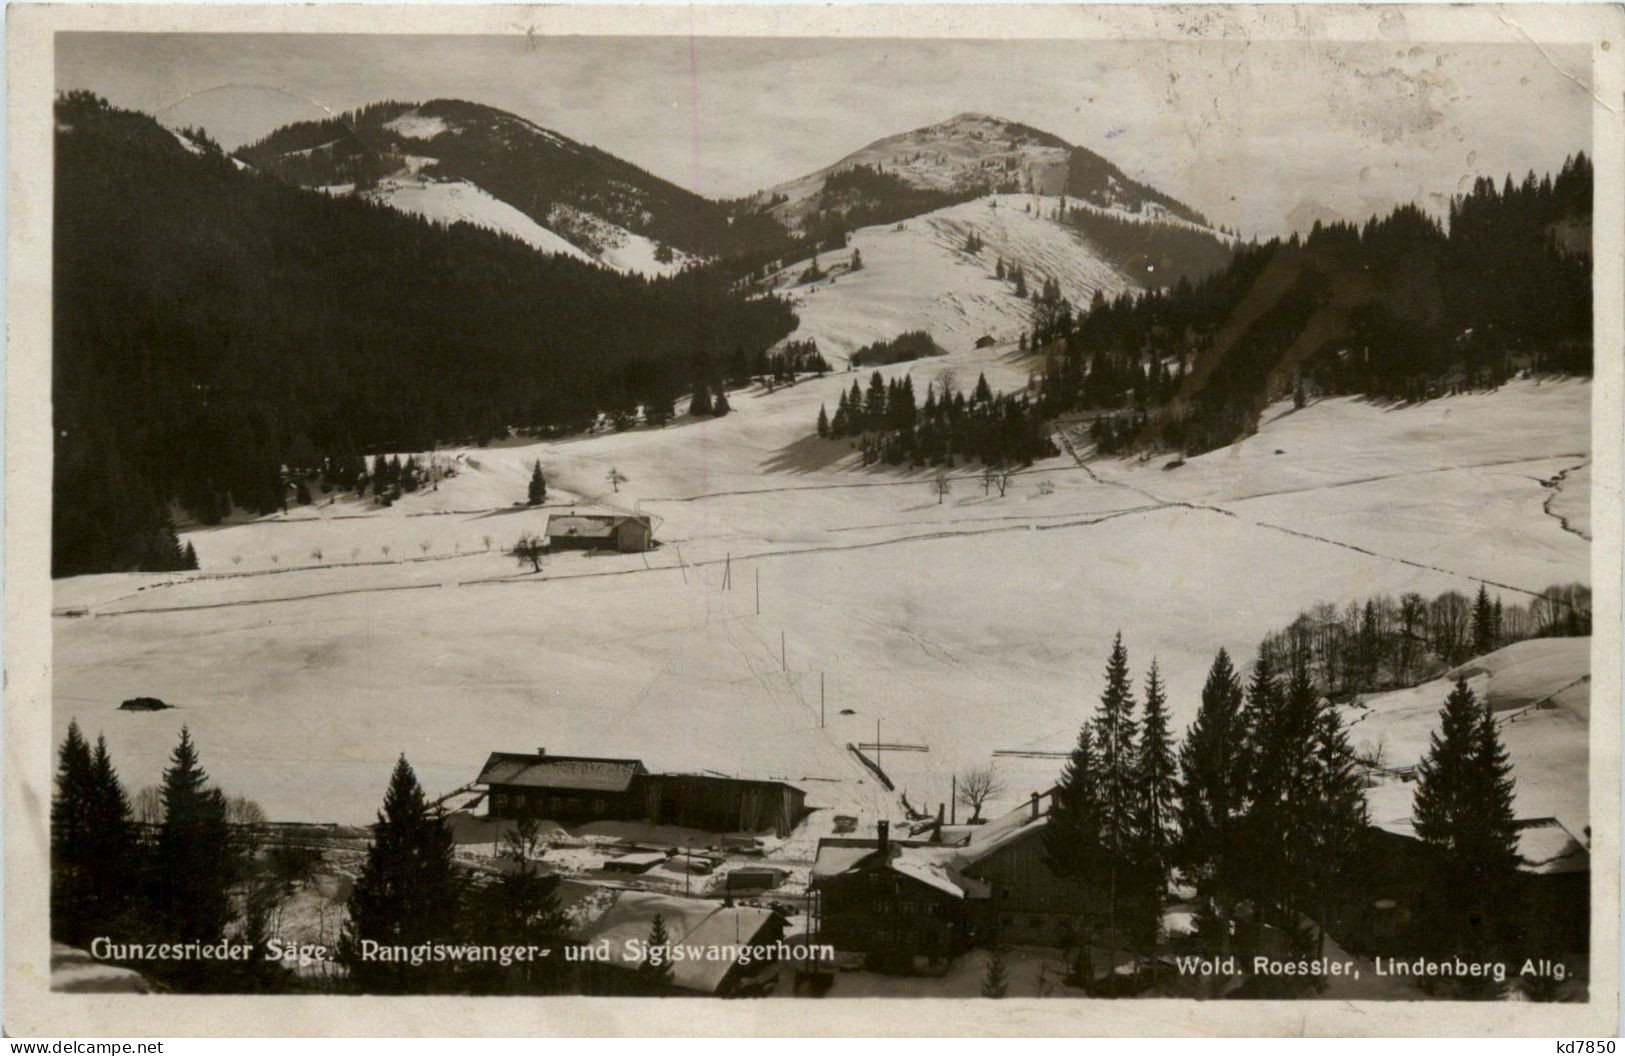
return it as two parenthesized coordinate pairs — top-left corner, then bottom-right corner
(771, 194), (1146, 358)
(53, 365), (1590, 832)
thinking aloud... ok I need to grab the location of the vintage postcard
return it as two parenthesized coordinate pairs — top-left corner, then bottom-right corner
(5, 2), (1621, 1037)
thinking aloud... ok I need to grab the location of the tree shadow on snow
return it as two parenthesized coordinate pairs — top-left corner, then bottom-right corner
(759, 433), (855, 476)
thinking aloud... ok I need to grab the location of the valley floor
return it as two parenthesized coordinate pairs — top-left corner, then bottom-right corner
(53, 367), (1591, 841)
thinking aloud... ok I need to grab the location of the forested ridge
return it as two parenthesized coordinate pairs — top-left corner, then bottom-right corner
(237, 98), (792, 261)
(53, 94), (796, 576)
(1033, 155), (1593, 455)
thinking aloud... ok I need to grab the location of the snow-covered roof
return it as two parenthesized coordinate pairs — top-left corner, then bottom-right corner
(476, 752), (645, 792)
(811, 836), (936, 879)
(811, 796), (1051, 898)
(1367, 803), (1589, 877)
(583, 890), (780, 993)
(1514, 817), (1590, 876)
(546, 513), (648, 539)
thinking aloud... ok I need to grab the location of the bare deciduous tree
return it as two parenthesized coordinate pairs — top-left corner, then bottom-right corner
(933, 470), (952, 505)
(957, 764), (1005, 823)
(607, 467), (628, 493)
(134, 785), (164, 826)
(512, 533), (547, 573)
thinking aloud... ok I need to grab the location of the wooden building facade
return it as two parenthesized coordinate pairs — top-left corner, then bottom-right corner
(477, 751), (807, 836)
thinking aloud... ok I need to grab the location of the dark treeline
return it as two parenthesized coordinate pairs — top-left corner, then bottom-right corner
(1046, 628), (1533, 997)
(1061, 205), (1237, 291)
(1035, 155), (1593, 456)
(818, 369), (1056, 469)
(52, 723), (281, 991)
(798, 164), (991, 247)
(1064, 146), (1211, 227)
(849, 330), (938, 368)
(52, 725), (729, 994)
(54, 94), (797, 575)
(1257, 582), (1592, 701)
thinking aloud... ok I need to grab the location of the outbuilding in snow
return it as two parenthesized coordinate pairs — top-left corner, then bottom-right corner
(545, 513), (653, 553)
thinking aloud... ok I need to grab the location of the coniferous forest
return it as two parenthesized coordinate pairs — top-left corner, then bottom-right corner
(53, 94), (797, 575)
(1033, 155), (1593, 455)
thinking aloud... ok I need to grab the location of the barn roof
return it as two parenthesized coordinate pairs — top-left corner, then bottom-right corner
(476, 752), (646, 792)
(1367, 806), (1590, 877)
(583, 891), (780, 993)
(811, 795), (1053, 898)
(545, 513), (649, 539)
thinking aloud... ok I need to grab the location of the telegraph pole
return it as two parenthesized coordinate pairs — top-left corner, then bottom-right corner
(876, 718), (882, 773)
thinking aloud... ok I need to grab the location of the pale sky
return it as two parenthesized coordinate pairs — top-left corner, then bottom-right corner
(57, 32), (1594, 238)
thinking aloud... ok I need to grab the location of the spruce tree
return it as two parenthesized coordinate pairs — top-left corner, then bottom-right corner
(1045, 722), (1103, 882)
(1472, 584), (1497, 655)
(1177, 650), (1249, 946)
(88, 735), (136, 900)
(1412, 678), (1520, 962)
(339, 755), (464, 992)
(154, 727), (235, 947)
(639, 914), (674, 991)
(690, 383), (712, 417)
(527, 462), (547, 506)
(183, 541), (199, 570)
(816, 404), (830, 437)
(51, 722), (96, 943)
(1306, 700), (1367, 957)
(711, 389), (731, 416)
(1137, 661), (1177, 894)
(1091, 633), (1139, 954)
(1235, 655), (1284, 925)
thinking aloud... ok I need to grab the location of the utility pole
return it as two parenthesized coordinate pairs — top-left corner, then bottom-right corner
(876, 718), (882, 774)
(951, 773), (956, 824)
(675, 544), (687, 585)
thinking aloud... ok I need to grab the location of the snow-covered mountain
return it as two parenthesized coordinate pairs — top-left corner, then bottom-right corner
(237, 99), (751, 277)
(754, 112), (1211, 238)
(767, 189), (1235, 360)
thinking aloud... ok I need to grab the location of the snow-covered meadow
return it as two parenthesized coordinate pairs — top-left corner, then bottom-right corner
(53, 358), (1591, 832)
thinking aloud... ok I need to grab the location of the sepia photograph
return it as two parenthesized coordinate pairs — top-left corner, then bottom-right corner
(6, 2), (1621, 1037)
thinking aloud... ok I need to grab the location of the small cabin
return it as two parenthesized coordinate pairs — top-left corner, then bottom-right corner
(545, 513), (653, 553)
(974, 334), (997, 349)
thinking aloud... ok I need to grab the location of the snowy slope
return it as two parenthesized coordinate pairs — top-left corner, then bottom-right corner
(369, 177), (595, 262)
(771, 193), (1167, 357)
(54, 365), (1589, 827)
(1351, 637), (1590, 838)
(239, 100), (720, 278)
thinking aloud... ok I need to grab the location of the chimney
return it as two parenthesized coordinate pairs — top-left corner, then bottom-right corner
(1030, 791), (1041, 820)
(931, 803), (945, 844)
(876, 819), (889, 854)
